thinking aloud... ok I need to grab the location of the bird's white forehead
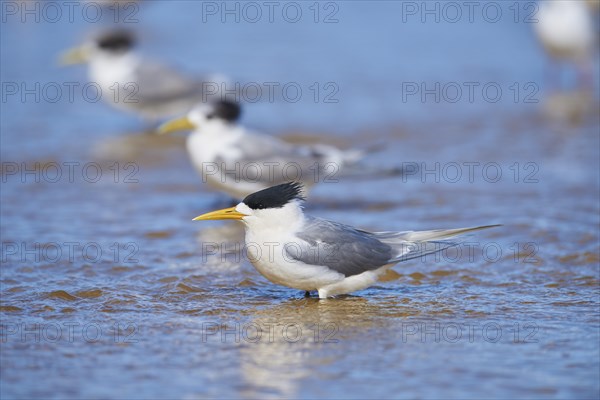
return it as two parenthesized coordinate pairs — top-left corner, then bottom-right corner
(190, 104), (212, 116)
(236, 202), (253, 216)
(187, 104), (214, 125)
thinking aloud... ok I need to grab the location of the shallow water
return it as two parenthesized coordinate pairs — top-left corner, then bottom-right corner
(1, 2), (599, 399)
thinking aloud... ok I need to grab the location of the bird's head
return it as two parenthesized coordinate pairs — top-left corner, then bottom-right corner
(59, 30), (136, 65)
(193, 182), (306, 229)
(157, 100), (242, 135)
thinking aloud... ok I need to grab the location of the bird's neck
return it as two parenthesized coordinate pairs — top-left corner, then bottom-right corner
(187, 122), (243, 150)
(186, 123), (244, 169)
(203, 121), (241, 137)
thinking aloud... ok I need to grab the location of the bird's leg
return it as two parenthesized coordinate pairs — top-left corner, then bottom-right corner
(576, 59), (594, 92)
(544, 61), (560, 93)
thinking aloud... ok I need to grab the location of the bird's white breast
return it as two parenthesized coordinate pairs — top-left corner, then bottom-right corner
(186, 125), (245, 166)
(535, 1), (595, 60)
(89, 53), (140, 93)
(244, 229), (342, 290)
(242, 209), (344, 291)
(186, 125), (263, 197)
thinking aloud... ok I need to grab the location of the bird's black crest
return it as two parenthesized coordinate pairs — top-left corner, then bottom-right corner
(97, 30), (135, 52)
(242, 182), (305, 210)
(207, 100), (242, 122)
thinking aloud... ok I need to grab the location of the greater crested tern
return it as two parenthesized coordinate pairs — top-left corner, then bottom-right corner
(533, 0), (596, 82)
(193, 182), (500, 298)
(158, 101), (365, 199)
(60, 29), (229, 120)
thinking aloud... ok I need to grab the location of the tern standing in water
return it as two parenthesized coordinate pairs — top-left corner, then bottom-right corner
(193, 182), (500, 298)
(60, 30), (229, 121)
(158, 101), (366, 199)
(533, 0), (597, 87)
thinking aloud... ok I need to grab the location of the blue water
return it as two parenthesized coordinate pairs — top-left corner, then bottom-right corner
(1, 1), (599, 399)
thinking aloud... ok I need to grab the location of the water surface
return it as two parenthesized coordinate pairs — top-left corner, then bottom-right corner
(1, 1), (599, 399)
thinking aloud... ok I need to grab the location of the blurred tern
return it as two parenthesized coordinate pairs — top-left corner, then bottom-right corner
(60, 29), (229, 120)
(193, 182), (500, 298)
(158, 101), (365, 199)
(533, 0), (597, 86)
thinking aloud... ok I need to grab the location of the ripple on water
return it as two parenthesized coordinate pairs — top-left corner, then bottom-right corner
(174, 283), (205, 294)
(0, 305), (23, 312)
(75, 289), (103, 299)
(430, 269), (460, 277)
(158, 276), (179, 283)
(175, 252), (195, 259)
(558, 251), (600, 266)
(144, 230), (174, 239)
(109, 265), (143, 274)
(44, 290), (78, 301)
(5, 286), (27, 293)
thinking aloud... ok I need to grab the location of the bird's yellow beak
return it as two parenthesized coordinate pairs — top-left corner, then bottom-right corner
(193, 206), (246, 221)
(156, 116), (196, 135)
(59, 46), (90, 65)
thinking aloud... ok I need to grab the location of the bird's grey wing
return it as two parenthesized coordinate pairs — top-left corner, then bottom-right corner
(288, 216), (393, 277)
(290, 222), (499, 275)
(216, 134), (333, 187)
(128, 62), (221, 107)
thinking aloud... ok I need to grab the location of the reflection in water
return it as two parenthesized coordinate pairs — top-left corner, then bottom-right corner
(237, 298), (389, 398)
(532, 0), (598, 125)
(91, 131), (185, 162)
(541, 90), (598, 125)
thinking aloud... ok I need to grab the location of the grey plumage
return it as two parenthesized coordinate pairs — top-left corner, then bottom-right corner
(211, 132), (361, 189)
(116, 63), (227, 117)
(289, 217), (500, 277)
(291, 216), (393, 277)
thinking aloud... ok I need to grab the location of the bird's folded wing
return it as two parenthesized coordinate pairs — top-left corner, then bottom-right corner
(288, 217), (394, 277)
(288, 222), (500, 275)
(132, 62), (218, 105)
(215, 134), (336, 187)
